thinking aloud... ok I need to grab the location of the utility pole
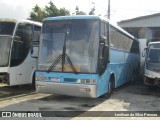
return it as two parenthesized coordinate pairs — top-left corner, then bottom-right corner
(92, 1), (110, 19)
(108, 0), (110, 19)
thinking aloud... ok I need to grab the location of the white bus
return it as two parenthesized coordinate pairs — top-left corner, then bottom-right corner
(0, 19), (42, 86)
(144, 42), (160, 86)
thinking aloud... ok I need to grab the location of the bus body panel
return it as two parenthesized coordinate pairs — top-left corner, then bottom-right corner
(109, 48), (140, 87)
(9, 54), (37, 85)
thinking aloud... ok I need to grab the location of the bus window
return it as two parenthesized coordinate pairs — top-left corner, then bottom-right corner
(11, 24), (33, 67)
(33, 25), (41, 45)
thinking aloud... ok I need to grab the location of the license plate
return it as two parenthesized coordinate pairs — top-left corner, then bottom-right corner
(50, 78), (60, 82)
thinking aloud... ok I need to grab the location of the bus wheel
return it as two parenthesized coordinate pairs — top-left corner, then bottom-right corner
(131, 72), (136, 85)
(32, 73), (36, 88)
(108, 79), (113, 98)
(101, 78), (113, 99)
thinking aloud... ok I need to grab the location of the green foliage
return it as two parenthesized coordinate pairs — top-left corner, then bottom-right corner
(29, 1), (70, 22)
(45, 1), (59, 17)
(29, 4), (46, 22)
(29, 1), (95, 22)
(89, 6), (95, 15)
(59, 8), (70, 16)
(75, 6), (86, 15)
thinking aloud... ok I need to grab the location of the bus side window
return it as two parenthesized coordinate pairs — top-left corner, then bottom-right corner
(11, 24), (33, 67)
(30, 25), (41, 57)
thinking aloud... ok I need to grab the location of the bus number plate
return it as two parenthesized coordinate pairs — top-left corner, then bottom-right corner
(50, 78), (60, 82)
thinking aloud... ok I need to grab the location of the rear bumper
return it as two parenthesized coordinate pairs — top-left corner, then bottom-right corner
(36, 81), (97, 98)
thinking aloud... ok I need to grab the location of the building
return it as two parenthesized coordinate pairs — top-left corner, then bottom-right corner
(118, 13), (160, 45)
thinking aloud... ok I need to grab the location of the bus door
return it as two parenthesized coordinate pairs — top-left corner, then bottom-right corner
(99, 21), (109, 75)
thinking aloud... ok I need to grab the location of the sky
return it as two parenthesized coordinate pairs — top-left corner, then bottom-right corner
(0, 0), (160, 23)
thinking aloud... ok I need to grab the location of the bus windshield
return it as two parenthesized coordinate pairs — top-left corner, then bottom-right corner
(38, 19), (99, 73)
(0, 36), (12, 66)
(0, 22), (15, 35)
(148, 49), (160, 63)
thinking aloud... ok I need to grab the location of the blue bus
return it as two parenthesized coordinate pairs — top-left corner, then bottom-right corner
(35, 16), (140, 98)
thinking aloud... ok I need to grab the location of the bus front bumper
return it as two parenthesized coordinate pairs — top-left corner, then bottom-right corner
(36, 81), (97, 98)
(144, 70), (160, 86)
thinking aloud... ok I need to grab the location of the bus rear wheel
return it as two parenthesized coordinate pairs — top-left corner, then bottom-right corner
(131, 72), (136, 85)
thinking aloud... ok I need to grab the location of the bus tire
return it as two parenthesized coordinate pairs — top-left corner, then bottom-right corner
(101, 77), (114, 99)
(32, 73), (35, 87)
(130, 72), (136, 85)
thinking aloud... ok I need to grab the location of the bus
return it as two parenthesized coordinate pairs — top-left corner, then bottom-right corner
(144, 42), (160, 87)
(36, 16), (140, 98)
(0, 19), (42, 86)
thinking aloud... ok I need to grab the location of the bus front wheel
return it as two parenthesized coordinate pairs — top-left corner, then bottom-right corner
(101, 77), (114, 99)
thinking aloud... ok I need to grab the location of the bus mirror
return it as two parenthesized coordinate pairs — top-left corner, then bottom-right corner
(100, 35), (106, 42)
(102, 46), (108, 57)
(142, 51), (146, 57)
(31, 45), (38, 58)
(142, 48), (147, 57)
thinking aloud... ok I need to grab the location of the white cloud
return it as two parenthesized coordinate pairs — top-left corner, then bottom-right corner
(0, 1), (26, 19)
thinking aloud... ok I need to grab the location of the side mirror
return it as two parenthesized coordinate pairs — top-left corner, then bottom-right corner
(100, 35), (106, 42)
(142, 47), (147, 57)
(144, 48), (148, 52)
(102, 46), (108, 58)
(31, 46), (38, 58)
(142, 51), (146, 57)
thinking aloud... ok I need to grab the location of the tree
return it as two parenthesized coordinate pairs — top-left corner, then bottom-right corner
(45, 1), (59, 17)
(29, 4), (46, 22)
(29, 1), (97, 22)
(29, 1), (70, 22)
(59, 8), (70, 16)
(75, 6), (86, 15)
(45, 1), (70, 17)
(89, 6), (95, 15)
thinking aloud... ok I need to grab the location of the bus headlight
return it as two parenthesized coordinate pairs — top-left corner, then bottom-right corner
(36, 76), (47, 81)
(77, 79), (96, 84)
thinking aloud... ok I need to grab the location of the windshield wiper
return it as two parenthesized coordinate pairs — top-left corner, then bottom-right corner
(47, 54), (78, 74)
(47, 55), (62, 73)
(65, 54), (78, 74)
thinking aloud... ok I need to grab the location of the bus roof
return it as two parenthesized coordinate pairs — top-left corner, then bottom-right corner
(44, 15), (101, 21)
(0, 18), (42, 26)
(148, 41), (160, 45)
